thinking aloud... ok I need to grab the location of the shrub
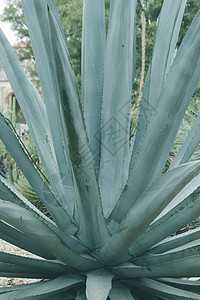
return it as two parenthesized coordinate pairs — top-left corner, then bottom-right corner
(0, 0), (200, 298)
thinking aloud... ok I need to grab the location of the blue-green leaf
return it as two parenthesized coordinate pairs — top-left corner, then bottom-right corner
(109, 283), (135, 300)
(0, 175), (88, 254)
(0, 220), (55, 260)
(124, 278), (200, 299)
(0, 115), (76, 234)
(48, 8), (109, 249)
(76, 289), (87, 300)
(133, 243), (200, 267)
(112, 257), (200, 278)
(0, 28), (71, 212)
(110, 9), (200, 223)
(99, 0), (137, 218)
(148, 0), (187, 110)
(99, 162), (200, 264)
(170, 113), (200, 169)
(86, 269), (113, 300)
(157, 278), (200, 294)
(130, 184), (200, 258)
(81, 0), (106, 171)
(0, 200), (101, 271)
(21, 0), (77, 215)
(132, 0), (187, 171)
(0, 273), (84, 300)
(0, 251), (71, 277)
(150, 227), (200, 255)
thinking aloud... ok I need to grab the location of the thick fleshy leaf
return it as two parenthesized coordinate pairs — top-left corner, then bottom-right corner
(112, 256), (200, 278)
(169, 113), (200, 169)
(0, 28), (52, 164)
(0, 283), (35, 294)
(0, 115), (76, 234)
(0, 284), (76, 300)
(149, 0), (187, 103)
(21, 0), (77, 215)
(132, 0), (187, 177)
(134, 0), (187, 158)
(144, 7), (200, 184)
(152, 172), (200, 224)
(150, 227), (200, 255)
(124, 278), (200, 299)
(0, 264), (62, 279)
(109, 283), (135, 300)
(0, 200), (101, 271)
(86, 269), (113, 300)
(151, 60), (200, 185)
(0, 290), (76, 300)
(97, 162), (200, 264)
(48, 8), (109, 248)
(0, 261), (44, 277)
(81, 0), (106, 171)
(44, 291), (77, 300)
(0, 28), (71, 212)
(98, 0), (136, 218)
(0, 175), (88, 254)
(110, 9), (200, 224)
(0, 220), (55, 260)
(0, 251), (71, 276)
(130, 184), (200, 258)
(133, 243), (200, 267)
(158, 278), (200, 293)
(0, 273), (84, 300)
(76, 289), (87, 300)
(139, 6), (200, 186)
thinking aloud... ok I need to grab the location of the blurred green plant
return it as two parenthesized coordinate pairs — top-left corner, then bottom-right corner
(0, 103), (47, 214)
(0, 102), (21, 183)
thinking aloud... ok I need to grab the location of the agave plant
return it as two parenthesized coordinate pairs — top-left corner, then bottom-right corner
(0, 0), (200, 299)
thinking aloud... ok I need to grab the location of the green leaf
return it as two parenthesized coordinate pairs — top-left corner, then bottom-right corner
(129, 185), (200, 258)
(150, 227), (200, 255)
(0, 220), (55, 260)
(0, 175), (52, 222)
(148, 7), (200, 183)
(0, 175), (88, 254)
(151, 172), (200, 224)
(21, 0), (76, 214)
(48, 8), (109, 249)
(0, 200), (101, 271)
(169, 113), (200, 169)
(151, 0), (187, 89)
(0, 273), (84, 300)
(0, 263), (58, 279)
(86, 269), (113, 300)
(0, 284), (76, 299)
(112, 257), (200, 278)
(133, 243), (200, 267)
(0, 115), (76, 234)
(98, 162), (200, 264)
(99, 0), (136, 218)
(110, 8), (200, 223)
(124, 278), (200, 299)
(135, 0), (187, 153)
(0, 28), (70, 212)
(81, 0), (106, 171)
(157, 278), (200, 293)
(76, 289), (86, 300)
(0, 251), (72, 276)
(109, 283), (135, 300)
(0, 283), (34, 294)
